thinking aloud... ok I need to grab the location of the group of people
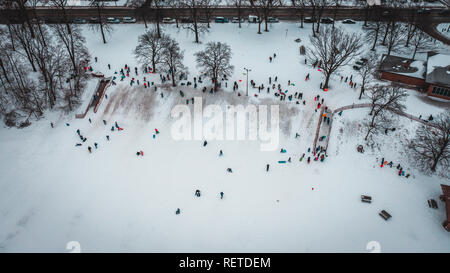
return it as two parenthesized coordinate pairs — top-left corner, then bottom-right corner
(379, 157), (411, 178)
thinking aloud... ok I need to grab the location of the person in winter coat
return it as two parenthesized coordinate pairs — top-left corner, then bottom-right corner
(106, 135), (110, 141)
(203, 140), (207, 147)
(219, 150), (223, 156)
(307, 157), (311, 164)
(51, 122), (54, 128)
(94, 143), (98, 149)
(176, 208), (181, 215)
(266, 164), (270, 172)
(103, 120), (107, 125)
(220, 192), (224, 199)
(88, 146), (92, 153)
(227, 168), (233, 173)
(195, 190), (201, 197)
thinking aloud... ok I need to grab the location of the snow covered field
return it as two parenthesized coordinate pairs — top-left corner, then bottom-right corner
(0, 21), (449, 253)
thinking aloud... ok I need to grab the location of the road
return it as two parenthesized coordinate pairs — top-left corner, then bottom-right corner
(1, 6), (449, 44)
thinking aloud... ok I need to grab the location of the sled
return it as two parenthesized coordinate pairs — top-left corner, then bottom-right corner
(278, 161), (286, 164)
(428, 199), (438, 209)
(361, 195), (372, 203)
(379, 210), (392, 221)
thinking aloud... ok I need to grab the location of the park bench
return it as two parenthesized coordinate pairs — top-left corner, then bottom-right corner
(361, 195), (372, 203)
(379, 210), (392, 221)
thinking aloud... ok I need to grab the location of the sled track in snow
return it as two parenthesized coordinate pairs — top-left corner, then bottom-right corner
(321, 103), (441, 155)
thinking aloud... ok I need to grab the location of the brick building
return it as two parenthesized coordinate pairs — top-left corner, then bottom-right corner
(378, 52), (450, 100)
(425, 52), (450, 100)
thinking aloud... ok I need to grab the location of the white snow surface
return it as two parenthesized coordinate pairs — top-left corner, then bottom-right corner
(0, 22), (449, 253)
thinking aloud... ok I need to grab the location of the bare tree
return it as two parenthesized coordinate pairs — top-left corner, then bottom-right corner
(129, 0), (152, 28)
(89, 0), (114, 44)
(364, 20), (382, 51)
(202, 0), (220, 29)
(307, 26), (363, 90)
(385, 21), (404, 57)
(410, 30), (434, 60)
(364, 85), (408, 141)
(249, 0), (264, 34)
(227, 0), (247, 28)
(357, 52), (377, 100)
(51, 22), (89, 76)
(195, 42), (234, 91)
(407, 111), (450, 173)
(180, 0), (209, 43)
(312, 0), (331, 34)
(134, 29), (169, 73)
(161, 37), (186, 87)
(291, 0), (308, 28)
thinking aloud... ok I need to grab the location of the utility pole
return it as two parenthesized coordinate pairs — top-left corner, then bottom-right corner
(244, 67), (251, 96)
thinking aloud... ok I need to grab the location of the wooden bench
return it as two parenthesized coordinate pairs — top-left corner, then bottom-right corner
(379, 210), (392, 221)
(428, 199), (438, 209)
(361, 195), (372, 203)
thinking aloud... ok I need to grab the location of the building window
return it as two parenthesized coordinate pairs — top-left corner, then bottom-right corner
(431, 86), (450, 98)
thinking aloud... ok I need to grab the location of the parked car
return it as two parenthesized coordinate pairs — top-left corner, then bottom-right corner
(248, 15), (259, 23)
(342, 19), (356, 24)
(89, 17), (100, 23)
(73, 18), (87, 24)
(122, 17), (136, 23)
(417, 8), (431, 14)
(320, 17), (334, 24)
(267, 17), (279, 23)
(30, 18), (45, 24)
(360, 58), (368, 64)
(107, 17), (120, 24)
(162, 17), (175, 23)
(232, 17), (245, 23)
(215, 17), (229, 23)
(303, 17), (316, 23)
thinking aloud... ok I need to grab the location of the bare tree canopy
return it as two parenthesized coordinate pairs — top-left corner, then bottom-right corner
(89, 0), (114, 44)
(364, 85), (408, 142)
(0, 22), (90, 126)
(357, 52), (377, 100)
(408, 111), (450, 174)
(195, 41), (234, 91)
(179, 0), (209, 43)
(307, 25), (363, 90)
(161, 37), (186, 87)
(134, 29), (169, 73)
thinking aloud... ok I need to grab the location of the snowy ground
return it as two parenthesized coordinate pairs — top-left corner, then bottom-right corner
(438, 23), (450, 39)
(0, 22), (449, 253)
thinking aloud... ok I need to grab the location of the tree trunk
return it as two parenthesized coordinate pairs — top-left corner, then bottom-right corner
(412, 45), (418, 60)
(381, 23), (389, 46)
(371, 25), (379, 51)
(323, 73), (331, 89)
(171, 69), (176, 87)
(156, 9), (161, 38)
